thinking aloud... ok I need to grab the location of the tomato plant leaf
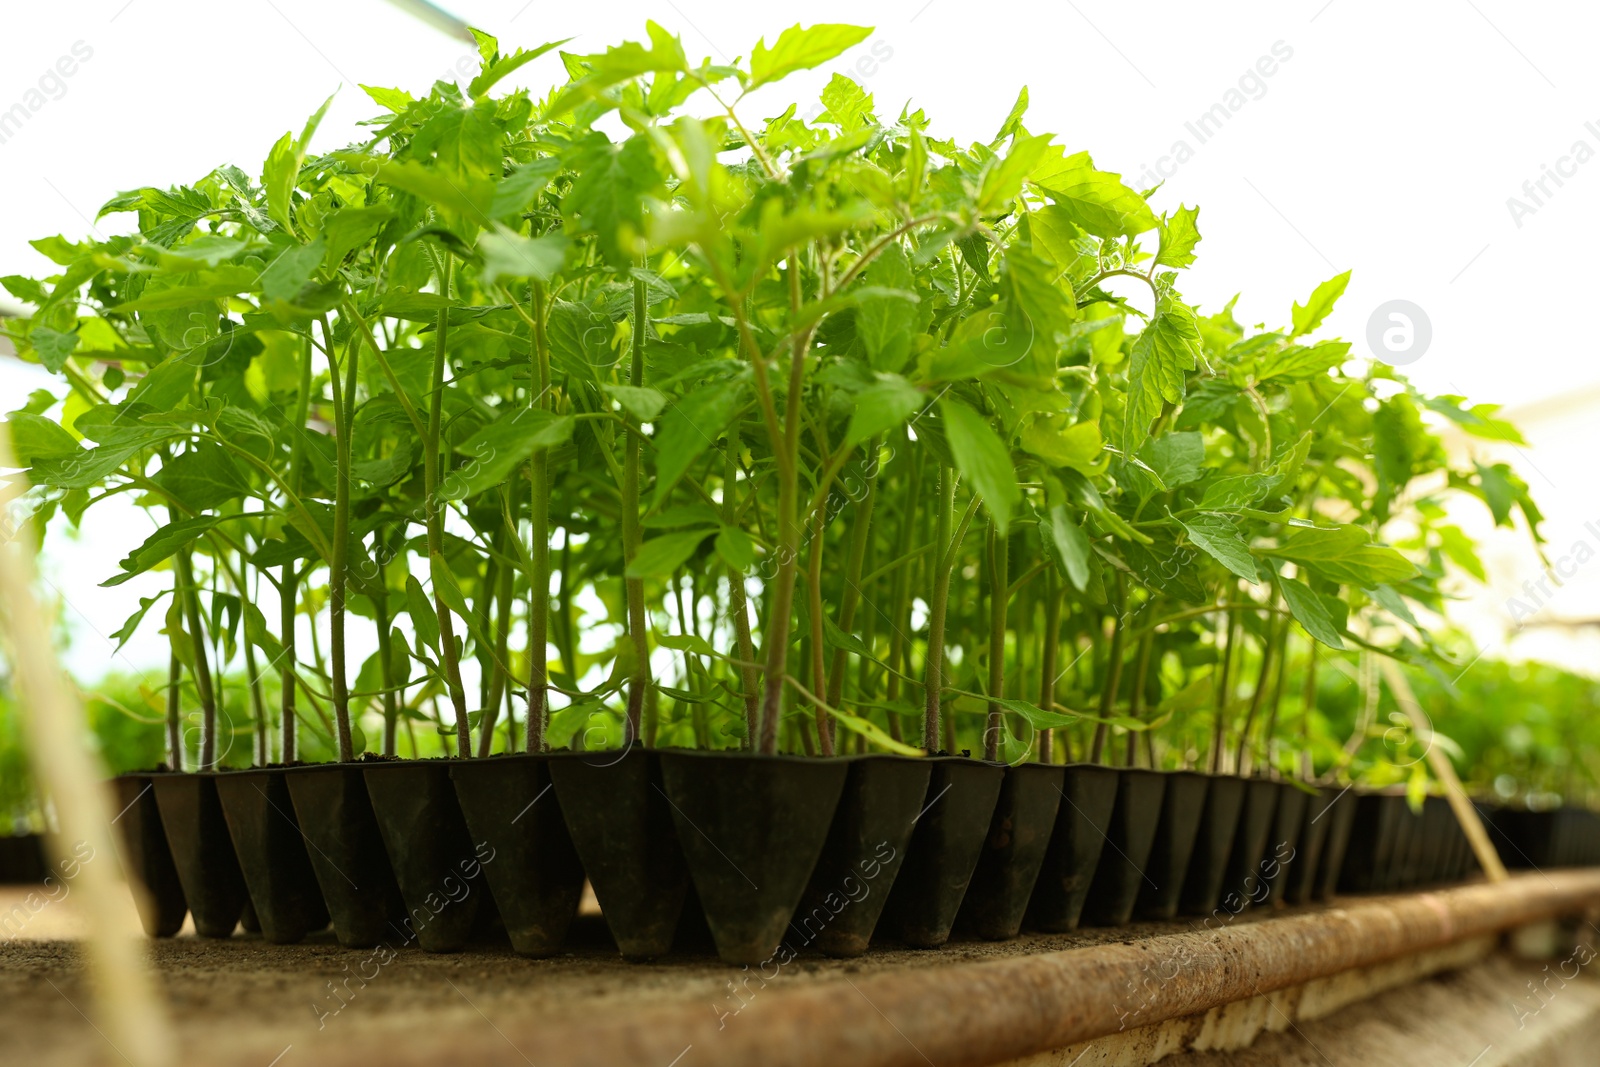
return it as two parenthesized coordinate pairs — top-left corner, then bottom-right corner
(1290, 269), (1351, 338)
(446, 408), (574, 500)
(102, 516), (219, 587)
(602, 384), (667, 421)
(845, 374), (923, 447)
(650, 378), (745, 509)
(1040, 504), (1092, 591)
(1122, 293), (1201, 452)
(477, 227), (567, 285)
(1180, 513), (1258, 582)
(715, 525), (755, 571)
(1280, 575), (1346, 649)
(1155, 204), (1202, 268)
(1030, 151), (1158, 238)
(941, 396), (1020, 533)
(747, 23), (874, 91)
(627, 528), (714, 579)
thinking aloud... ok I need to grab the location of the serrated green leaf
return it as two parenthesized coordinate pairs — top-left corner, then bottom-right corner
(1123, 294), (1201, 452)
(817, 73), (874, 131)
(28, 326), (78, 373)
(467, 38), (569, 99)
(715, 525), (755, 571)
(446, 408), (574, 500)
(602, 383), (667, 421)
(1140, 431), (1204, 487)
(406, 574), (440, 655)
(478, 225), (568, 285)
(102, 517), (218, 587)
(846, 375), (923, 446)
(1269, 525), (1418, 586)
(992, 696), (1078, 730)
(824, 704), (924, 757)
(1180, 514), (1257, 582)
(489, 158), (562, 220)
(941, 397), (1019, 533)
(856, 243), (918, 372)
(1031, 151), (1158, 238)
(339, 152), (493, 226)
(1048, 506), (1093, 591)
(979, 134), (1054, 213)
(5, 413), (81, 466)
(626, 528), (714, 579)
(1155, 204), (1202, 268)
(650, 378), (745, 508)
(1290, 270), (1351, 338)
(111, 591), (171, 653)
(1198, 473), (1275, 512)
(429, 553), (472, 621)
(1258, 340), (1350, 382)
(822, 614), (872, 657)
(564, 134), (659, 268)
(748, 23), (873, 91)
(656, 630), (717, 658)
(360, 84), (413, 113)
(1021, 416), (1101, 473)
(1280, 576), (1345, 648)
(154, 443), (252, 511)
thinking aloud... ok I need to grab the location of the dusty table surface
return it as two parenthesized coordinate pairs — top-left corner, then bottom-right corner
(0, 881), (1309, 1066)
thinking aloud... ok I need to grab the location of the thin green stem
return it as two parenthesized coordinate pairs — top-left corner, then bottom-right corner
(984, 518), (1008, 762)
(1038, 570), (1062, 765)
(425, 257), (472, 758)
(622, 272), (650, 742)
(527, 280), (553, 752)
(326, 316), (358, 763)
(1090, 573), (1126, 764)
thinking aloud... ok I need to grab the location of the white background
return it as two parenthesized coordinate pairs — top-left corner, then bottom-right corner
(2, 0), (1596, 681)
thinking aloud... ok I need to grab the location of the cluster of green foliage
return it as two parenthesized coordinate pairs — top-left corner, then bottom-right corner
(0, 22), (1548, 781)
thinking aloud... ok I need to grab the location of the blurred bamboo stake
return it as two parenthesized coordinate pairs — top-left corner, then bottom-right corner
(0, 429), (172, 1065)
(1378, 657), (1509, 883)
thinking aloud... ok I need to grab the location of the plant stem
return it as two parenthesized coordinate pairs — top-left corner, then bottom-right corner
(326, 319), (359, 763)
(924, 475), (981, 753)
(924, 465), (954, 752)
(806, 504), (833, 755)
(1210, 593), (1239, 773)
(1300, 639), (1318, 780)
(753, 256), (816, 754)
(424, 257), (472, 758)
(1260, 615), (1290, 777)
(1090, 573), (1126, 764)
(527, 280), (553, 752)
(241, 606), (269, 766)
(165, 651), (183, 771)
(1235, 612), (1277, 776)
(279, 334), (313, 763)
(884, 453), (922, 730)
(1037, 570), (1062, 765)
(175, 548), (218, 770)
(475, 552), (499, 715)
(622, 273), (650, 743)
(422, 260), (470, 758)
(826, 437), (882, 713)
(722, 429), (759, 746)
(376, 591), (398, 757)
(477, 522), (515, 758)
(279, 561), (299, 762)
(984, 518), (1008, 762)
(557, 532), (577, 682)
(1126, 631), (1154, 767)
(1346, 650), (1378, 758)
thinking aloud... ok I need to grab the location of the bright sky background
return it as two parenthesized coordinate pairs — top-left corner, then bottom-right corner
(3, 0), (1598, 681)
